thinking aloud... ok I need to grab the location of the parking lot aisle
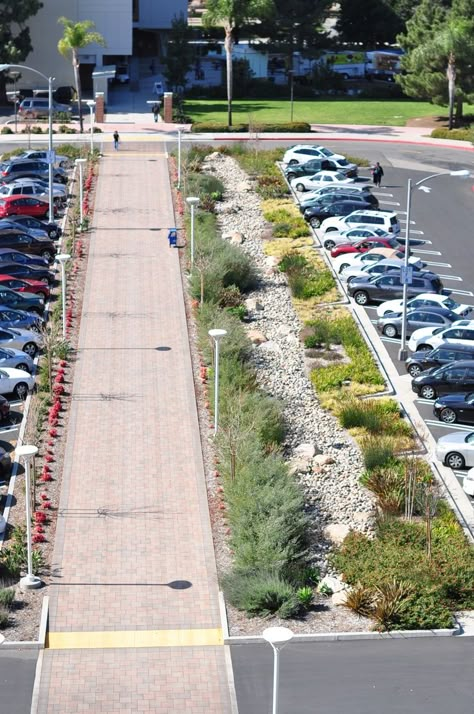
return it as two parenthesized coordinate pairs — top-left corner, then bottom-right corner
(35, 143), (233, 713)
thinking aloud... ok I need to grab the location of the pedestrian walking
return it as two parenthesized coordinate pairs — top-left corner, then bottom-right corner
(152, 103), (160, 123)
(372, 161), (384, 188)
(113, 130), (120, 150)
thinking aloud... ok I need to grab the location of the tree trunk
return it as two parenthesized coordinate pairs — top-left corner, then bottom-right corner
(73, 49), (84, 133)
(446, 52), (456, 130)
(224, 25), (234, 127)
(455, 96), (463, 124)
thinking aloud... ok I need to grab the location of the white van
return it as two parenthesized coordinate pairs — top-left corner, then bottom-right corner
(320, 209), (401, 235)
(18, 98), (71, 119)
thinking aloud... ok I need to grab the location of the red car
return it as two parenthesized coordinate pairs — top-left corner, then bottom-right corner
(0, 196), (53, 219)
(0, 274), (50, 299)
(330, 236), (404, 258)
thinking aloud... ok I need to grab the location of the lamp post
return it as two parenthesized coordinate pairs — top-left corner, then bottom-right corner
(262, 627), (294, 714)
(0, 64), (54, 220)
(177, 126), (185, 190)
(9, 70), (20, 133)
(16, 444), (42, 591)
(75, 158), (87, 228)
(208, 329), (227, 434)
(86, 100), (96, 154)
(186, 196), (200, 267)
(56, 253), (70, 338)
(398, 169), (470, 361)
(288, 70), (295, 122)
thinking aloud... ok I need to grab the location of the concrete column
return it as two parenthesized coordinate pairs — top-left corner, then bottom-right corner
(95, 93), (105, 121)
(163, 92), (173, 123)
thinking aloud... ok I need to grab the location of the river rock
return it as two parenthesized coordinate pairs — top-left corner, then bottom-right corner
(323, 523), (351, 546)
(247, 329), (267, 345)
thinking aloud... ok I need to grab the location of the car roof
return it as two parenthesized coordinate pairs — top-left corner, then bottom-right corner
(431, 342), (474, 352)
(349, 209), (398, 217)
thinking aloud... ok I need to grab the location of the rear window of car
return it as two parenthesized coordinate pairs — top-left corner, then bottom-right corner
(390, 217), (398, 226)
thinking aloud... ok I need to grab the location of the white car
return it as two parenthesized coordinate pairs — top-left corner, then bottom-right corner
(435, 431), (474, 470)
(377, 293), (472, 319)
(408, 320), (474, 352)
(321, 209), (401, 235)
(290, 171), (354, 193)
(0, 182), (66, 204)
(340, 255), (424, 283)
(0, 366), (35, 399)
(11, 150), (70, 169)
(463, 468), (474, 496)
(322, 226), (391, 251)
(0, 327), (42, 357)
(283, 145), (345, 165)
(333, 246), (409, 273)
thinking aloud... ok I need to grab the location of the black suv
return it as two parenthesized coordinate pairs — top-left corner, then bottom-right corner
(348, 271), (444, 305)
(0, 286), (44, 314)
(411, 360), (474, 399)
(304, 199), (374, 229)
(0, 160), (67, 184)
(0, 262), (55, 285)
(299, 187), (377, 213)
(406, 342), (474, 377)
(284, 159), (330, 180)
(0, 231), (56, 262)
(303, 194), (379, 226)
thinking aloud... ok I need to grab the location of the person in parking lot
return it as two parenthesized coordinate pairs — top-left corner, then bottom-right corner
(113, 130), (120, 150)
(372, 162), (384, 187)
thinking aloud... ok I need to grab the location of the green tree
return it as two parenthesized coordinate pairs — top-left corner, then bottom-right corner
(337, 0), (404, 46)
(0, 0), (43, 102)
(57, 17), (106, 133)
(163, 13), (194, 93)
(203, 0), (273, 127)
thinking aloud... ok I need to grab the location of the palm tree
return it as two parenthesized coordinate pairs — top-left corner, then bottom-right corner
(204, 0), (271, 127)
(57, 17), (106, 133)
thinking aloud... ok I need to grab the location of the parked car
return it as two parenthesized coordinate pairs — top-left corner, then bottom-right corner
(411, 360), (474, 399)
(377, 293), (472, 319)
(330, 236), (402, 258)
(18, 98), (71, 119)
(405, 342), (474, 378)
(0, 160), (67, 184)
(0, 286), (44, 314)
(322, 227), (390, 252)
(347, 271), (444, 306)
(0, 366), (35, 399)
(325, 157), (358, 177)
(0, 248), (49, 268)
(341, 257), (425, 283)
(321, 209), (401, 235)
(283, 145), (346, 165)
(0, 262), (54, 285)
(333, 246), (421, 274)
(436, 431), (474, 469)
(0, 196), (52, 219)
(0, 232), (56, 261)
(0, 394), (10, 421)
(408, 320), (474, 353)
(0, 326), (42, 357)
(284, 158), (331, 180)
(5, 216), (62, 240)
(434, 392), (474, 425)
(0, 275), (50, 300)
(0, 307), (42, 333)
(0, 218), (52, 240)
(291, 171), (354, 192)
(376, 307), (462, 339)
(300, 187), (378, 213)
(0, 347), (34, 373)
(299, 185), (374, 206)
(304, 199), (373, 229)
(0, 179), (67, 203)
(11, 150), (70, 169)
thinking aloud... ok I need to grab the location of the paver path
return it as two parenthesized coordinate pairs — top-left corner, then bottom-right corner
(36, 143), (233, 713)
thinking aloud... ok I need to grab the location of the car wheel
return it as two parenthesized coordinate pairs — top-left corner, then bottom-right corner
(445, 451), (465, 470)
(41, 250), (53, 261)
(439, 407), (457, 424)
(295, 183), (305, 192)
(16, 363), (30, 373)
(353, 291), (369, 306)
(29, 307), (43, 316)
(408, 364), (422, 378)
(325, 227), (337, 232)
(14, 382), (29, 399)
(288, 159), (298, 166)
(310, 217), (321, 229)
(418, 343), (433, 351)
(382, 324), (398, 338)
(23, 342), (38, 357)
(420, 384), (436, 399)
(286, 173), (296, 181)
(38, 291), (48, 300)
(324, 239), (336, 250)
(339, 263), (350, 272)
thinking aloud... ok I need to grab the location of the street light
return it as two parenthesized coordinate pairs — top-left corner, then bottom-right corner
(177, 126), (185, 190)
(0, 64), (54, 220)
(75, 158), (87, 228)
(16, 444), (42, 591)
(398, 169), (470, 361)
(56, 253), (70, 338)
(262, 626), (294, 714)
(208, 329), (227, 434)
(9, 70), (20, 133)
(186, 196), (199, 267)
(288, 70), (295, 123)
(86, 100), (96, 154)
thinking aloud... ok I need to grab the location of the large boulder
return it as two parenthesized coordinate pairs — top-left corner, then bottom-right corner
(313, 453), (335, 467)
(294, 443), (316, 459)
(245, 298), (264, 312)
(247, 329), (268, 345)
(323, 523), (351, 546)
(318, 575), (347, 594)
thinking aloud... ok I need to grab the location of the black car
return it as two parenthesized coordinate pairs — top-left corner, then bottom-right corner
(284, 159), (331, 180)
(0, 306), (42, 332)
(302, 192), (379, 221)
(0, 160), (67, 184)
(434, 391), (474, 424)
(406, 342), (474, 378)
(348, 271), (444, 306)
(0, 248), (49, 268)
(304, 199), (373, 229)
(411, 360), (474, 399)
(8, 215), (62, 240)
(0, 262), (54, 285)
(0, 231), (56, 262)
(0, 218), (50, 239)
(0, 287), (44, 315)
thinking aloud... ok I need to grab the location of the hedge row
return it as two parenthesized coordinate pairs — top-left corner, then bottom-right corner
(191, 121), (311, 133)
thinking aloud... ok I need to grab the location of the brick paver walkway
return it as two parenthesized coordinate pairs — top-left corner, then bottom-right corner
(36, 144), (233, 713)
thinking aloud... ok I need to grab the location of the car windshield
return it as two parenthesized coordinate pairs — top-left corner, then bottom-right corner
(442, 297), (458, 309)
(432, 327), (446, 335)
(387, 239), (399, 248)
(466, 393), (474, 404)
(466, 433), (474, 443)
(374, 229), (388, 237)
(319, 148), (332, 157)
(334, 172), (345, 180)
(337, 159), (349, 166)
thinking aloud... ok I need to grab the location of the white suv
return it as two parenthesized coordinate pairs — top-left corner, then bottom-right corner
(283, 145), (345, 165)
(320, 209), (401, 235)
(408, 320), (474, 352)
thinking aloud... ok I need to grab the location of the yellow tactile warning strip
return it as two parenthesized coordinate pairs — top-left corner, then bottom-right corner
(46, 627), (223, 650)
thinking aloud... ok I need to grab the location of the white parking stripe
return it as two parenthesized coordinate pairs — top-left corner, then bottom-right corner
(0, 424), (19, 434)
(380, 201), (401, 206)
(381, 336), (400, 344)
(399, 219), (417, 224)
(424, 419), (474, 432)
(439, 274), (463, 281)
(373, 192), (393, 197)
(400, 229), (425, 235)
(450, 289), (474, 296)
(424, 261), (452, 268)
(412, 248), (441, 255)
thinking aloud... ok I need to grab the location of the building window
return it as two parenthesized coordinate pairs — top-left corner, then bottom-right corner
(133, 0), (139, 22)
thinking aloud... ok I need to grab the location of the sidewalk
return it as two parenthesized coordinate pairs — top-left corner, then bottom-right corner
(35, 142), (233, 713)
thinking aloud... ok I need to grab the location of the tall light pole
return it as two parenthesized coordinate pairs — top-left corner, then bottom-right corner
(177, 126), (185, 190)
(398, 169), (470, 361)
(9, 70), (20, 133)
(208, 329), (227, 434)
(75, 158), (87, 228)
(16, 444), (42, 591)
(0, 64), (54, 220)
(186, 196), (199, 267)
(262, 627), (294, 714)
(56, 253), (70, 338)
(288, 70), (295, 122)
(86, 100), (96, 154)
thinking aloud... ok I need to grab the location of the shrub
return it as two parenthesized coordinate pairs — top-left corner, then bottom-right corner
(360, 435), (395, 470)
(0, 588), (15, 610)
(218, 285), (242, 308)
(372, 580), (413, 631)
(226, 305), (247, 321)
(191, 121), (310, 133)
(339, 399), (395, 434)
(0, 607), (9, 629)
(344, 583), (374, 617)
(297, 586), (314, 609)
(256, 173), (288, 199)
(431, 127), (473, 142)
(1, 126), (13, 134)
(397, 591), (453, 630)
(222, 570), (300, 618)
(360, 464), (405, 514)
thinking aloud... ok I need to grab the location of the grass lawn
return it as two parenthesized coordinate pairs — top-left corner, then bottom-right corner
(185, 98), (474, 127)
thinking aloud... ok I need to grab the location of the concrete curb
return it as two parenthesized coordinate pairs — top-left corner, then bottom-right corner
(1, 594), (48, 650)
(225, 627), (459, 645)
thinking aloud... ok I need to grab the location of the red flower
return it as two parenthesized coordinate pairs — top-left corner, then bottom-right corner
(41, 501), (51, 510)
(40, 473), (52, 482)
(49, 428), (57, 437)
(34, 511), (47, 523)
(32, 534), (45, 543)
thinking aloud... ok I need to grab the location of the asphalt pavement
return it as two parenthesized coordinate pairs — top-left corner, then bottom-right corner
(0, 650), (37, 714)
